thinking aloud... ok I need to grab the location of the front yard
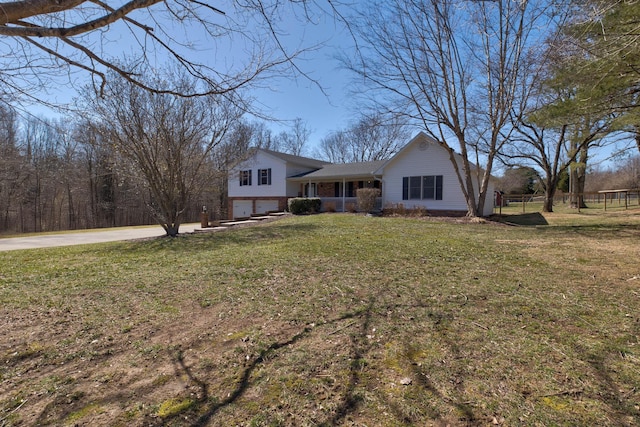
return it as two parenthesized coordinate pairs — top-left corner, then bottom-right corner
(1, 211), (640, 426)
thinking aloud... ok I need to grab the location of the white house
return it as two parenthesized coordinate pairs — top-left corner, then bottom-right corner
(227, 132), (495, 219)
(227, 149), (329, 218)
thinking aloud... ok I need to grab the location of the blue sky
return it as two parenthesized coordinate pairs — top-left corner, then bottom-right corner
(249, 21), (356, 146)
(24, 2), (359, 152)
(242, 4), (360, 148)
(19, 1), (633, 169)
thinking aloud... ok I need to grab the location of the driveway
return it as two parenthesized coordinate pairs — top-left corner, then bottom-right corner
(0, 223), (202, 252)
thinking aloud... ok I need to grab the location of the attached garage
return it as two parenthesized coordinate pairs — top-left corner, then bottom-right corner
(232, 200), (253, 219)
(255, 200), (279, 214)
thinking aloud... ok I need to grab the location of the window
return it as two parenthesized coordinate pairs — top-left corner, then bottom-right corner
(402, 175), (443, 200)
(258, 168), (272, 186)
(239, 169), (252, 186)
(409, 176), (421, 199)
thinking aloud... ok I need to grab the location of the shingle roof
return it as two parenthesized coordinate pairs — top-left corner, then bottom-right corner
(261, 149), (329, 169)
(289, 160), (386, 180)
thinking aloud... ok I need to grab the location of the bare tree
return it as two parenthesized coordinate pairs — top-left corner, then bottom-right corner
(0, 105), (24, 231)
(84, 69), (242, 236)
(501, 23), (617, 212)
(346, 0), (564, 217)
(318, 130), (352, 163)
(275, 118), (310, 156)
(317, 112), (409, 163)
(587, 155), (640, 191)
(0, 0), (345, 104)
(503, 118), (609, 212)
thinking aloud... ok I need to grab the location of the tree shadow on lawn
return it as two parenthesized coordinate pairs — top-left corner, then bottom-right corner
(26, 286), (640, 426)
(173, 305), (377, 427)
(22, 285), (487, 426)
(494, 212), (549, 226)
(116, 222), (320, 254)
(572, 343), (640, 423)
(164, 292), (482, 427)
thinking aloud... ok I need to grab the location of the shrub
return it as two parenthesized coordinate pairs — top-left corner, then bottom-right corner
(357, 188), (381, 213)
(324, 201), (337, 213)
(383, 203), (428, 217)
(288, 198), (321, 215)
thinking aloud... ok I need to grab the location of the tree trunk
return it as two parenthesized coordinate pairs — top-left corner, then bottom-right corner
(575, 171), (587, 209)
(67, 184), (76, 229)
(164, 223), (180, 237)
(575, 148), (588, 209)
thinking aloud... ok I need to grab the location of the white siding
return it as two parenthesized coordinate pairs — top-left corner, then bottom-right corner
(381, 138), (470, 213)
(228, 151), (287, 198)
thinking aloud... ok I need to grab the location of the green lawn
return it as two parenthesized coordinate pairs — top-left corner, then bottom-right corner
(1, 212), (640, 426)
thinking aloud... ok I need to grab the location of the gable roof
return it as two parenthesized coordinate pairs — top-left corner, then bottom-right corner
(289, 160), (386, 181)
(260, 148), (329, 169)
(374, 132), (437, 173)
(374, 131), (498, 182)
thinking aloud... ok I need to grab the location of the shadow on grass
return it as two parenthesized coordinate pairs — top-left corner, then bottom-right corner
(164, 306), (372, 427)
(162, 292), (480, 427)
(115, 222), (320, 254)
(573, 344), (640, 422)
(495, 212), (549, 226)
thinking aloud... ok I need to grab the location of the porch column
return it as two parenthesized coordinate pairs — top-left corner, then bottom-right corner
(342, 178), (346, 213)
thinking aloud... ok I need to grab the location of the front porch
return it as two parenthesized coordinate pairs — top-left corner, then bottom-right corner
(315, 196), (383, 213)
(297, 180), (383, 213)
(288, 159), (386, 213)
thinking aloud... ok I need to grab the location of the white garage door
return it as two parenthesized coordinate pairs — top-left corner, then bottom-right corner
(232, 200), (253, 219)
(255, 200), (279, 214)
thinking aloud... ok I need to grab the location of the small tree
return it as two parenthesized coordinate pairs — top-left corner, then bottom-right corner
(85, 69), (241, 236)
(356, 188), (381, 213)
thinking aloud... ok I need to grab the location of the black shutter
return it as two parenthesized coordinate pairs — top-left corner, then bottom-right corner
(402, 177), (408, 200)
(436, 175), (443, 200)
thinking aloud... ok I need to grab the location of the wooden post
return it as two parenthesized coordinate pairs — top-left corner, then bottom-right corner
(625, 191), (628, 210)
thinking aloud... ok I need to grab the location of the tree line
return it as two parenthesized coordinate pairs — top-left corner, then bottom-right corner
(0, 76), (409, 235)
(1, 0), (639, 235)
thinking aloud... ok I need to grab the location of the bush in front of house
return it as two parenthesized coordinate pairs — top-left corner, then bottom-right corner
(383, 203), (429, 217)
(357, 188), (381, 213)
(324, 201), (337, 212)
(288, 197), (321, 215)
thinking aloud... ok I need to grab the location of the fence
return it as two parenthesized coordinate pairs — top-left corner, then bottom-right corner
(495, 190), (640, 215)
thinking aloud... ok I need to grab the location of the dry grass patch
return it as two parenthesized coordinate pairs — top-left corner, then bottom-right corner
(1, 213), (639, 426)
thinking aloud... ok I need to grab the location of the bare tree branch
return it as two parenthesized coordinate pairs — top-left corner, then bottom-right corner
(0, 0), (352, 106)
(0, 0), (163, 35)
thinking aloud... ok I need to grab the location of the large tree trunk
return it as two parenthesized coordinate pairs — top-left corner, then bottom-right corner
(543, 177), (556, 212)
(575, 148), (588, 209)
(163, 223), (180, 237)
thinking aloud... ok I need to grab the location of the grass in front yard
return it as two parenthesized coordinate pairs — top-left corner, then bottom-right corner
(1, 213), (640, 426)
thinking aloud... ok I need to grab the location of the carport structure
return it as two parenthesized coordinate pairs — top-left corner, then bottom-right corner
(598, 188), (640, 211)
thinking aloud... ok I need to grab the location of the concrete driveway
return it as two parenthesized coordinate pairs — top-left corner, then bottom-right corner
(0, 223), (201, 252)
